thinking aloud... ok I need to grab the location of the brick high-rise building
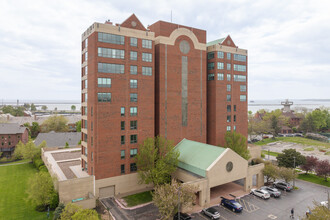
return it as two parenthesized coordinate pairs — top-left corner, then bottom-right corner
(80, 14), (248, 195)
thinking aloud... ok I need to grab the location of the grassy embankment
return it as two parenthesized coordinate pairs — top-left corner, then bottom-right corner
(122, 191), (153, 207)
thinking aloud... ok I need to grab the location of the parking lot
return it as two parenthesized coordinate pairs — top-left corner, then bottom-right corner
(191, 179), (329, 220)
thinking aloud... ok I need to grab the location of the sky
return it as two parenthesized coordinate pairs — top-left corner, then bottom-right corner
(1, 0), (330, 101)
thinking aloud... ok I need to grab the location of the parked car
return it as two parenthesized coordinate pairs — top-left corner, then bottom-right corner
(201, 207), (221, 219)
(250, 189), (270, 200)
(273, 181), (293, 191)
(260, 186), (281, 198)
(173, 212), (192, 220)
(286, 134), (294, 137)
(278, 134), (284, 137)
(294, 133), (304, 137)
(220, 197), (243, 212)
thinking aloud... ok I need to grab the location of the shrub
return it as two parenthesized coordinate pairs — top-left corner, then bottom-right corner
(305, 133), (329, 142)
(261, 153), (265, 158)
(33, 158), (44, 169)
(49, 192), (59, 209)
(35, 204), (47, 212)
(38, 165), (48, 172)
(53, 203), (65, 220)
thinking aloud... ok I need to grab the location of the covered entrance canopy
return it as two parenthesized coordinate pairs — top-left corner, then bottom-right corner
(172, 139), (264, 207)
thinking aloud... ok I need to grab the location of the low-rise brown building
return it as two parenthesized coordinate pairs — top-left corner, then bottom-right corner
(0, 123), (28, 157)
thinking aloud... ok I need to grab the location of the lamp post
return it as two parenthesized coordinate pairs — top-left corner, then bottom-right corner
(178, 186), (181, 220)
(293, 156), (296, 188)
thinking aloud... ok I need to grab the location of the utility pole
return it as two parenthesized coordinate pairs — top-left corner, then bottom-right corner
(293, 156), (296, 188)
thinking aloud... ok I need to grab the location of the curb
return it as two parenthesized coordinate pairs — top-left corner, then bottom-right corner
(99, 199), (116, 220)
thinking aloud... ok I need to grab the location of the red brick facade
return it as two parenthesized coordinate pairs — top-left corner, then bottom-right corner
(0, 127), (28, 157)
(81, 15), (248, 180)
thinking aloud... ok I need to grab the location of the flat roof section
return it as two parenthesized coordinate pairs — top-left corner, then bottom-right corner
(175, 139), (226, 177)
(52, 151), (81, 161)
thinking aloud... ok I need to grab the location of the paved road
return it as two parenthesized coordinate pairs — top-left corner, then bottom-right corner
(101, 180), (329, 220)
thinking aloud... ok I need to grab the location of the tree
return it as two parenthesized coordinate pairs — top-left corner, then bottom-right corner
(1, 105), (24, 116)
(300, 156), (319, 174)
(276, 149), (306, 168)
(65, 142), (69, 148)
(30, 103), (37, 111)
(26, 172), (58, 210)
(263, 162), (279, 183)
(303, 201), (330, 220)
(41, 115), (69, 132)
(42, 105), (48, 111)
(71, 105), (76, 111)
(30, 122), (41, 138)
(315, 160), (330, 182)
(23, 103), (30, 110)
(278, 167), (297, 183)
(152, 181), (197, 220)
(60, 203), (82, 220)
(76, 120), (81, 132)
(14, 140), (45, 161)
(72, 209), (98, 220)
(136, 136), (179, 186)
(53, 203), (65, 220)
(223, 132), (250, 160)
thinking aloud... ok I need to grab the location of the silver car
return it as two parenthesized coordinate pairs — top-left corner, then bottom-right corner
(260, 186), (281, 198)
(201, 207), (220, 219)
(251, 189), (270, 200)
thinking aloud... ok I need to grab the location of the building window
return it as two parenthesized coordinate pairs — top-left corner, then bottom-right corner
(85, 66), (88, 75)
(227, 116), (231, 122)
(84, 147), (87, 156)
(130, 93), (137, 102)
(130, 65), (137, 75)
(98, 63), (124, 74)
(85, 38), (88, 49)
(240, 95), (247, 101)
(234, 105), (236, 111)
(91, 107), (93, 116)
(84, 52), (88, 61)
(207, 74), (214, 81)
(130, 163), (137, 172)
(217, 73), (224, 80)
(234, 64), (246, 72)
(142, 67), (152, 76)
(84, 79), (87, 89)
(227, 74), (231, 81)
(121, 107), (125, 116)
(130, 51), (137, 60)
(130, 148), (137, 157)
(142, 39), (152, 49)
(217, 51), (224, 58)
(130, 107), (137, 116)
(217, 62), (224, 69)
(98, 47), (124, 59)
(130, 79), (137, 88)
(121, 150), (125, 159)
(98, 78), (111, 87)
(142, 53), (152, 62)
(227, 126), (231, 131)
(121, 121), (125, 130)
(234, 125), (236, 131)
(227, 105), (231, 112)
(97, 93), (111, 102)
(8, 142), (11, 146)
(84, 93), (87, 102)
(207, 52), (214, 59)
(234, 54), (246, 62)
(227, 84), (231, 92)
(234, 75), (247, 82)
(130, 135), (137, 144)
(227, 95), (231, 101)
(227, 63), (231, 70)
(121, 164), (125, 174)
(207, 62), (214, 70)
(130, 37), (137, 47)
(227, 52), (231, 60)
(130, 121), (137, 130)
(91, 122), (93, 131)
(240, 85), (247, 92)
(121, 135), (125, 145)
(98, 32), (124, 45)
(234, 115), (236, 122)
(1, 143), (3, 146)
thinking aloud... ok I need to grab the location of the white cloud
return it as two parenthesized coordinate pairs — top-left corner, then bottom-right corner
(0, 0), (329, 100)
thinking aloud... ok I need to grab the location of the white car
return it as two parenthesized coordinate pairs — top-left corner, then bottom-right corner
(251, 189), (270, 200)
(321, 201), (328, 207)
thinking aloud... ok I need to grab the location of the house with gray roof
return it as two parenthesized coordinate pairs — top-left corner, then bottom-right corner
(0, 123), (28, 157)
(35, 132), (81, 148)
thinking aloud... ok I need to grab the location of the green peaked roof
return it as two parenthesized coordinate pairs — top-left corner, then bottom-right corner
(206, 38), (225, 47)
(174, 139), (227, 177)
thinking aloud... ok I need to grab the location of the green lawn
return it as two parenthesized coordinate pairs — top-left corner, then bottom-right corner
(0, 162), (53, 220)
(298, 173), (330, 187)
(122, 191), (153, 207)
(262, 150), (280, 157)
(255, 137), (330, 148)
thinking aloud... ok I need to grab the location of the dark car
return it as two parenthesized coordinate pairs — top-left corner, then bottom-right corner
(220, 197), (243, 212)
(173, 212), (192, 220)
(202, 207), (220, 219)
(273, 181), (293, 191)
(260, 186), (281, 198)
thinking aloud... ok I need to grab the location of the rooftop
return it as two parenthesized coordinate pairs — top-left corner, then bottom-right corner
(0, 123), (26, 134)
(206, 38), (225, 47)
(174, 139), (226, 177)
(35, 132), (81, 148)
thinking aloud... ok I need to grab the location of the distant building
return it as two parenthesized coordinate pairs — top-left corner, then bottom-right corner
(35, 132), (81, 148)
(0, 123), (28, 157)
